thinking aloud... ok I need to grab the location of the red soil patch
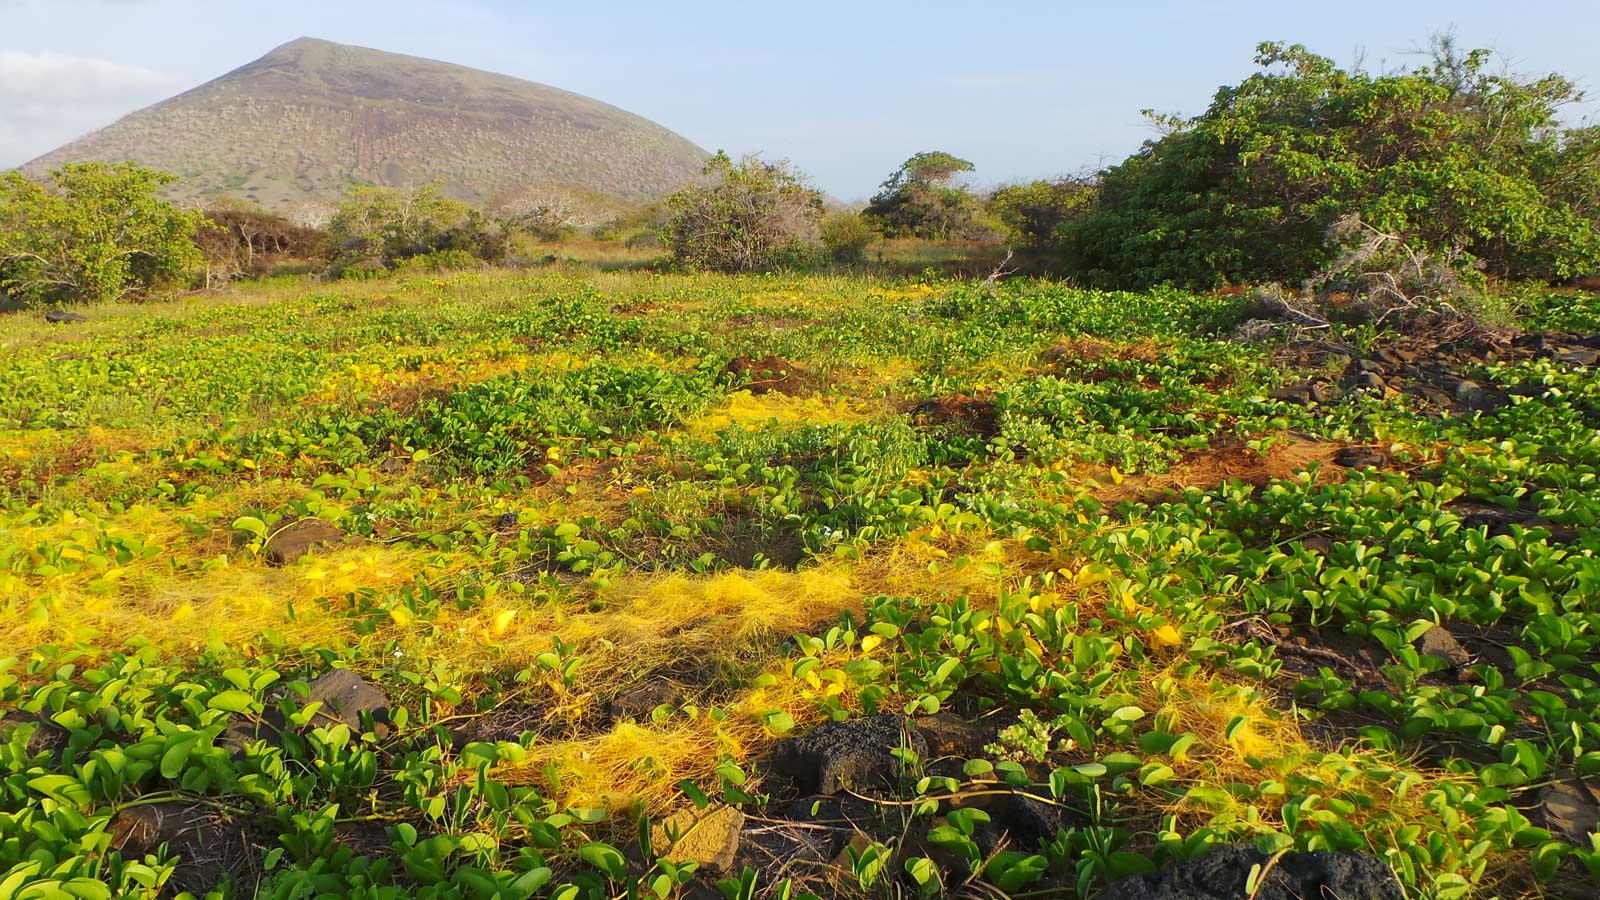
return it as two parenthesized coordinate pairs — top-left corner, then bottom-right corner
(724, 356), (810, 396)
(1039, 338), (1162, 368)
(0, 440), (96, 493)
(374, 379), (452, 415)
(1088, 434), (1377, 503)
(910, 394), (1001, 438)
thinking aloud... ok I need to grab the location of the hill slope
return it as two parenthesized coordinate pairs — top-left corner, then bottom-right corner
(22, 37), (709, 216)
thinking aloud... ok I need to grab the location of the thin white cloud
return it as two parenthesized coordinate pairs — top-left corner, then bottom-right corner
(0, 50), (177, 167)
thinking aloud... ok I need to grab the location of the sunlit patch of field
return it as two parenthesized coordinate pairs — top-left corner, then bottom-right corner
(2, 266), (1596, 899)
(685, 391), (875, 437)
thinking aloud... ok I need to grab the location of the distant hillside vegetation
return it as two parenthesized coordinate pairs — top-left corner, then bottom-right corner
(22, 37), (709, 217)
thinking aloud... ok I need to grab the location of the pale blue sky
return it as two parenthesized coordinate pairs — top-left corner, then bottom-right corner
(2, 0), (1596, 198)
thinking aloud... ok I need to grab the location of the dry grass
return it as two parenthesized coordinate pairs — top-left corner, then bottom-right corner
(512, 720), (744, 811)
(686, 391), (874, 437)
(1, 540), (450, 659)
(1145, 671), (1485, 855)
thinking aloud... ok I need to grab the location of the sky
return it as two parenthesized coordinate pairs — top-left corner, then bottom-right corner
(2, 0), (1598, 199)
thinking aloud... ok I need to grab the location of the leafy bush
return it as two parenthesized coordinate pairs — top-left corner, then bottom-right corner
(864, 151), (983, 240)
(390, 248), (482, 275)
(327, 183), (506, 273)
(1062, 38), (1600, 289)
(987, 178), (1097, 251)
(1528, 124), (1600, 282)
(0, 162), (203, 307)
(193, 200), (331, 283)
(664, 153), (823, 272)
(435, 212), (509, 263)
(819, 211), (877, 263)
(593, 203), (669, 247)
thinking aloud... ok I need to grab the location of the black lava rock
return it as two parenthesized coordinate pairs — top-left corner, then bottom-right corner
(911, 713), (991, 758)
(1332, 446), (1388, 469)
(263, 519), (344, 566)
(608, 676), (683, 721)
(111, 802), (254, 895)
(1098, 845), (1404, 900)
(963, 791), (1072, 852)
(1268, 382), (1336, 406)
(1417, 625), (1472, 670)
(1345, 372), (1387, 393)
(768, 714), (927, 795)
(304, 669), (390, 736)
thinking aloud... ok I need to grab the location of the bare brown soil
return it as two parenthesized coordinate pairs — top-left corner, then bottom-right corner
(1089, 434), (1367, 504)
(909, 394), (1001, 437)
(724, 356), (812, 396)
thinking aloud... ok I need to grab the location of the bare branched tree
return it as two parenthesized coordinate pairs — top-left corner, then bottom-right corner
(1235, 213), (1494, 344)
(501, 191), (595, 242)
(981, 249), (1017, 290)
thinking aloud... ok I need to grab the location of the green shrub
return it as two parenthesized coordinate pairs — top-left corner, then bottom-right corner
(0, 162), (202, 307)
(436, 211), (509, 263)
(193, 200), (331, 283)
(336, 258), (390, 280)
(819, 212), (878, 263)
(987, 179), (1097, 252)
(593, 203), (669, 246)
(864, 151), (983, 240)
(664, 152), (823, 272)
(1061, 38), (1600, 289)
(327, 183), (507, 274)
(391, 248), (481, 274)
(623, 231), (663, 251)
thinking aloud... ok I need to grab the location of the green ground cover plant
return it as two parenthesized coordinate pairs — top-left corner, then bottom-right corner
(0, 266), (1596, 899)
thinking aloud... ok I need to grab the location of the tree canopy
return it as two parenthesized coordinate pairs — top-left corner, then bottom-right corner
(327, 183), (505, 272)
(1061, 39), (1600, 289)
(865, 151), (981, 240)
(0, 162), (203, 307)
(664, 152), (824, 272)
(194, 200), (331, 283)
(987, 178), (1097, 251)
